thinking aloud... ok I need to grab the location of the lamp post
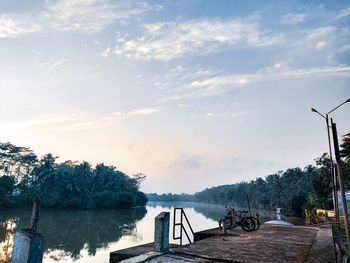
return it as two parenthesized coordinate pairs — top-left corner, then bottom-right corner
(311, 98), (350, 225)
(311, 108), (339, 224)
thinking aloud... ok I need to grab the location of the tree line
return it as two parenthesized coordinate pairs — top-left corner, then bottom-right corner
(146, 193), (194, 202)
(195, 137), (350, 216)
(0, 142), (147, 209)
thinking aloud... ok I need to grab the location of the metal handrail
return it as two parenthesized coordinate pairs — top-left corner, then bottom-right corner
(173, 208), (194, 245)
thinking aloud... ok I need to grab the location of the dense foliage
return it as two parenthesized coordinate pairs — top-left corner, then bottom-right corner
(341, 137), (350, 188)
(146, 193), (194, 202)
(0, 142), (147, 209)
(195, 140), (350, 216)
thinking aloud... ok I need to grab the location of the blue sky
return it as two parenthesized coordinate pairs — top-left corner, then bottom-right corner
(1, 0), (349, 193)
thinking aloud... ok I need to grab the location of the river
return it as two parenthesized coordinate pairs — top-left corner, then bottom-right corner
(0, 201), (304, 263)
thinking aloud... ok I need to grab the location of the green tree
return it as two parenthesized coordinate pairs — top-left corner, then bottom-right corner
(340, 137), (350, 187)
(0, 175), (15, 206)
(0, 141), (148, 209)
(340, 137), (350, 162)
(0, 142), (38, 187)
(310, 153), (333, 209)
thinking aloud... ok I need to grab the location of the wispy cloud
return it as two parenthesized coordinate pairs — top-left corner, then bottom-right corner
(306, 26), (335, 39)
(281, 13), (307, 24)
(128, 108), (160, 116)
(62, 121), (96, 131)
(114, 18), (283, 61)
(43, 0), (118, 33)
(0, 0), (153, 38)
(48, 58), (70, 71)
(315, 41), (326, 49)
(168, 154), (204, 171)
(113, 107), (162, 119)
(168, 153), (275, 178)
(101, 47), (111, 57)
(336, 7), (350, 19)
(0, 15), (41, 38)
(205, 110), (253, 119)
(0, 112), (111, 132)
(160, 65), (350, 101)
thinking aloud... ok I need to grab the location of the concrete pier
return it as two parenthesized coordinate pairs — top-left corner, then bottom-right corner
(110, 224), (335, 263)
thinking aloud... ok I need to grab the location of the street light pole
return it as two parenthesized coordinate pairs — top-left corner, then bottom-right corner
(326, 113), (339, 225)
(311, 108), (339, 224)
(311, 98), (350, 225)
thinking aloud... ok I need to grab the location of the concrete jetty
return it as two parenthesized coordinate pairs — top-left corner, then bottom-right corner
(110, 224), (335, 263)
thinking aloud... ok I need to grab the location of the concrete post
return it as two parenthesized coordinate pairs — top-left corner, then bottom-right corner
(11, 229), (44, 263)
(154, 212), (169, 252)
(11, 200), (44, 263)
(30, 200), (40, 232)
(221, 218), (228, 235)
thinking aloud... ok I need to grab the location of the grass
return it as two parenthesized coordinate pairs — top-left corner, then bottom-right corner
(332, 224), (349, 258)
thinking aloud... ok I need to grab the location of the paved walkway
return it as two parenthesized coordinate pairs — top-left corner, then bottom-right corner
(110, 224), (335, 263)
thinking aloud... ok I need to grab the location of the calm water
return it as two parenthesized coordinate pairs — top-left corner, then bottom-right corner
(0, 202), (304, 263)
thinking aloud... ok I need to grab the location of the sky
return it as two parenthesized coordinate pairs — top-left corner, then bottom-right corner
(0, 0), (350, 194)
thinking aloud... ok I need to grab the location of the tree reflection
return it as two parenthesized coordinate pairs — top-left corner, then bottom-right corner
(0, 207), (146, 261)
(0, 220), (16, 263)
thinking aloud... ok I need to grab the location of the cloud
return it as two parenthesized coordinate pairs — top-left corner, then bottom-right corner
(112, 107), (162, 119)
(114, 19), (283, 60)
(177, 104), (187, 108)
(222, 157), (274, 173)
(128, 108), (160, 116)
(336, 7), (350, 19)
(0, 112), (112, 133)
(101, 47), (111, 57)
(281, 13), (307, 24)
(26, 113), (79, 126)
(0, 15), (41, 38)
(48, 58), (70, 71)
(315, 41), (326, 49)
(159, 65), (350, 101)
(0, 0), (153, 38)
(168, 154), (204, 171)
(167, 153), (275, 182)
(62, 121), (96, 131)
(339, 44), (350, 52)
(43, 0), (118, 33)
(306, 26), (335, 39)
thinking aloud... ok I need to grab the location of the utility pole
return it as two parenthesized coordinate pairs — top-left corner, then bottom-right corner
(326, 114), (339, 225)
(331, 118), (350, 253)
(311, 108), (339, 223)
(312, 99), (350, 225)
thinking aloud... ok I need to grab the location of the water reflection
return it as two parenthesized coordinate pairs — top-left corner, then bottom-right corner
(0, 202), (304, 263)
(147, 201), (305, 226)
(0, 207), (146, 262)
(0, 220), (16, 263)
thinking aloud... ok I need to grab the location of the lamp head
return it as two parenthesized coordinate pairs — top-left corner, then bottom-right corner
(346, 98), (350, 103)
(311, 108), (318, 113)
